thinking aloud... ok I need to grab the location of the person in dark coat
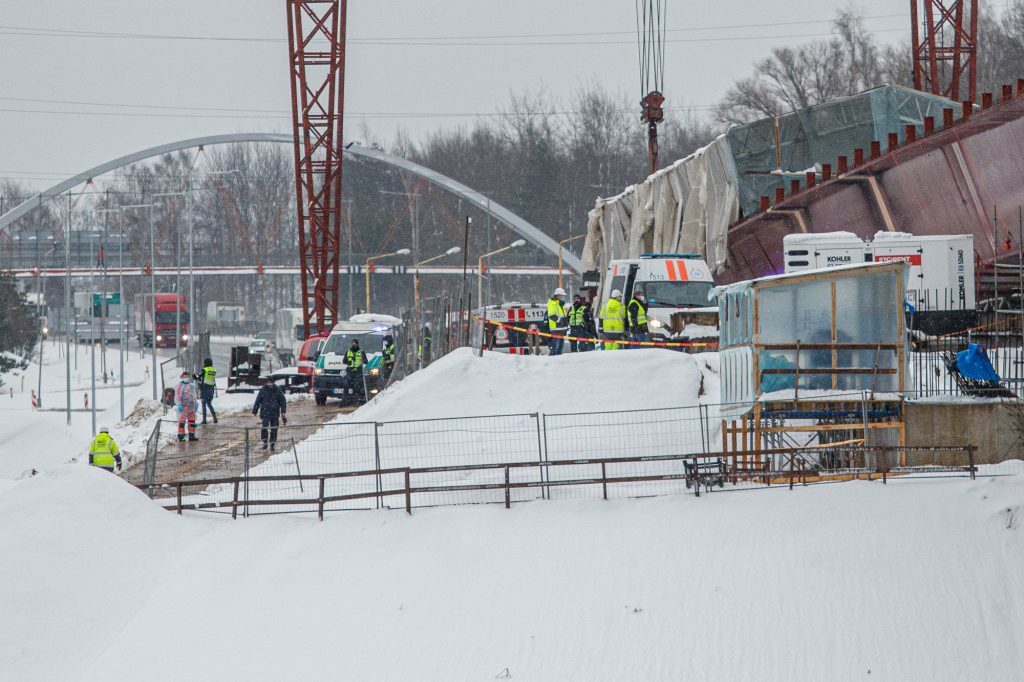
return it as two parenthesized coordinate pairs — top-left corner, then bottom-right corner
(252, 377), (288, 450)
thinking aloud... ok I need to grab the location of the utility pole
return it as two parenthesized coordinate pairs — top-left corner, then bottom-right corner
(64, 192), (72, 425)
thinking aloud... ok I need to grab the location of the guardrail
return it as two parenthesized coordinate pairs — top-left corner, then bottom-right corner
(140, 445), (978, 520)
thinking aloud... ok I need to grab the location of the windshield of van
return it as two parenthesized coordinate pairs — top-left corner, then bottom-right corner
(322, 331), (386, 356)
(641, 281), (714, 309)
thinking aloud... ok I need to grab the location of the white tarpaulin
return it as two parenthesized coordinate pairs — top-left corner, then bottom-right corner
(582, 135), (740, 282)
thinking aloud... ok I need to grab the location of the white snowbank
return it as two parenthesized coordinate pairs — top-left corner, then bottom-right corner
(344, 347), (720, 423)
(2, 464), (1022, 681)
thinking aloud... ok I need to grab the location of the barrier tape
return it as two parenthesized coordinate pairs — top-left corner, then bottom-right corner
(474, 316), (719, 349)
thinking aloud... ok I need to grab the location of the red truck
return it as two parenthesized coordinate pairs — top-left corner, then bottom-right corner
(135, 293), (189, 348)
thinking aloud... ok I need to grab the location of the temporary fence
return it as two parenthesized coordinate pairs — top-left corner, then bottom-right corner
(148, 444), (983, 519)
(908, 311), (1024, 398)
(137, 397), (1013, 519)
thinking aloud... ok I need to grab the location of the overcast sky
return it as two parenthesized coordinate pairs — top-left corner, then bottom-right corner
(0, 0), (909, 192)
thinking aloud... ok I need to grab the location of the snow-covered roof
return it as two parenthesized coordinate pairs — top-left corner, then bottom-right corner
(783, 231), (861, 244)
(348, 313), (401, 325)
(710, 261), (903, 300)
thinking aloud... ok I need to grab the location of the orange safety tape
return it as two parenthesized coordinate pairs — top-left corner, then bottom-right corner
(474, 316), (718, 349)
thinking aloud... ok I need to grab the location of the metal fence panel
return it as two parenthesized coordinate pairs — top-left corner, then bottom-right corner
(542, 405), (717, 500)
(376, 413), (543, 507)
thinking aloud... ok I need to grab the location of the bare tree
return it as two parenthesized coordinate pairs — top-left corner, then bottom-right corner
(715, 10), (890, 125)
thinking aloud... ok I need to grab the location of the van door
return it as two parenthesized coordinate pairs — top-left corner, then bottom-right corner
(624, 264), (640, 299)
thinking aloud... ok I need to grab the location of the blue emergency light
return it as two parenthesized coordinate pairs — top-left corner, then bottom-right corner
(640, 253), (701, 259)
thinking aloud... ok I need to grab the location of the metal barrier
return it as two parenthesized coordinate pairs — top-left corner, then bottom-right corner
(140, 440), (983, 518)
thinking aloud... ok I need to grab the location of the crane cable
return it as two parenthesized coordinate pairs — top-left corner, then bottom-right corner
(636, 0), (666, 100)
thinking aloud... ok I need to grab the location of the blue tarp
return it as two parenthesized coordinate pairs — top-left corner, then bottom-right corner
(956, 343), (1000, 382)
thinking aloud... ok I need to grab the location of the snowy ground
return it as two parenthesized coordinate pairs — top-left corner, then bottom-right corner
(0, 339), (255, 479)
(1, 465), (1022, 681)
(4, 347), (1023, 680)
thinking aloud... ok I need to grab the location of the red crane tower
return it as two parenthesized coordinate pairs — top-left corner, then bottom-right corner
(286, 0), (348, 336)
(910, 0), (979, 104)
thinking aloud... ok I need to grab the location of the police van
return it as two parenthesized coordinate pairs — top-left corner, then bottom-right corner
(312, 314), (401, 405)
(599, 254), (719, 344)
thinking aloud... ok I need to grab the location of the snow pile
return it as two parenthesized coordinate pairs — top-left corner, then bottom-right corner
(348, 313), (401, 325)
(346, 347), (719, 423)
(2, 465), (1023, 680)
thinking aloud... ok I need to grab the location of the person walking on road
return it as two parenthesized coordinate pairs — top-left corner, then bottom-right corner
(598, 289), (626, 350)
(344, 338), (368, 404)
(174, 371), (200, 443)
(627, 289), (650, 348)
(197, 357), (218, 425)
(88, 427), (122, 473)
(547, 287), (569, 356)
(252, 377), (288, 451)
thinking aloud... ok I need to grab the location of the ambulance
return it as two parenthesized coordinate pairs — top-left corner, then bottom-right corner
(599, 254), (719, 343)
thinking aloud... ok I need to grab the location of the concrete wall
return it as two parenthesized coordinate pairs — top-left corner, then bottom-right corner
(905, 400), (1024, 465)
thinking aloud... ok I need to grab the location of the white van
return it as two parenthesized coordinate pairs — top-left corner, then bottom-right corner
(599, 254), (718, 342)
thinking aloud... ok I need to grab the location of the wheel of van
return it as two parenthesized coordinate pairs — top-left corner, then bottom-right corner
(315, 392), (327, 406)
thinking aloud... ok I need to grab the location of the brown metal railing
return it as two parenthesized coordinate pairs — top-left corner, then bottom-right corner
(140, 445), (977, 520)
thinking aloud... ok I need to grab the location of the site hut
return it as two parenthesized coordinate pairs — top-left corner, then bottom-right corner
(712, 261), (909, 467)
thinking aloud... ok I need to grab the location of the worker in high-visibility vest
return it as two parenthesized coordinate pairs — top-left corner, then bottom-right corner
(626, 289), (650, 348)
(88, 427), (123, 473)
(198, 357), (218, 425)
(382, 335), (397, 379)
(567, 294), (595, 352)
(598, 289), (625, 350)
(344, 338), (368, 403)
(547, 287), (569, 356)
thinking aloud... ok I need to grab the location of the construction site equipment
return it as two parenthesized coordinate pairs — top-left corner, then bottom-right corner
(227, 346), (262, 391)
(911, 0), (978, 103)
(286, 0), (348, 337)
(636, 0), (667, 175)
(582, 85), (958, 281)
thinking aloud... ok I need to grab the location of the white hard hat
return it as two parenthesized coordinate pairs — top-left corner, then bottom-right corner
(99, 426), (110, 434)
(553, 287), (567, 297)
(611, 289), (622, 298)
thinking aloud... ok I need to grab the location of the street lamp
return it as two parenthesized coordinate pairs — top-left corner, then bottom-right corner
(478, 239), (526, 309)
(96, 207), (127, 421)
(365, 248), (411, 313)
(414, 247), (461, 367)
(558, 234), (585, 290)
(122, 201), (162, 401)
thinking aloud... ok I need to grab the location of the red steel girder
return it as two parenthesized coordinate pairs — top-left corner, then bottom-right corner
(911, 0), (978, 103)
(286, 0), (347, 336)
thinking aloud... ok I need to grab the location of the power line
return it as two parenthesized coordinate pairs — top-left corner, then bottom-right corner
(0, 16), (907, 46)
(0, 104), (717, 121)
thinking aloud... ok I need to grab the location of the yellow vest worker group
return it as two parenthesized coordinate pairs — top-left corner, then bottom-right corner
(89, 430), (122, 472)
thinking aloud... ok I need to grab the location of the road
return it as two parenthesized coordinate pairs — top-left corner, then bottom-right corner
(122, 395), (356, 491)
